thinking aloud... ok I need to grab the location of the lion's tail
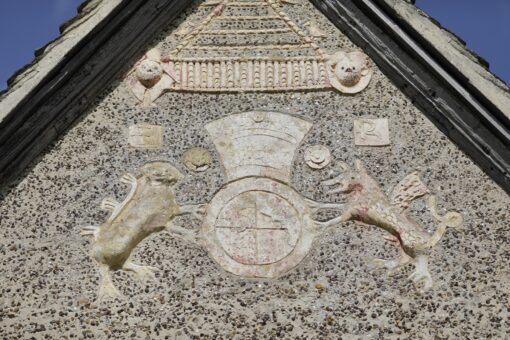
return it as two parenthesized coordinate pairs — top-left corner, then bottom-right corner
(423, 195), (463, 249)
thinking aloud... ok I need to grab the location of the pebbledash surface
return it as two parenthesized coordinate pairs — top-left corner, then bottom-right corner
(1, 0), (509, 339)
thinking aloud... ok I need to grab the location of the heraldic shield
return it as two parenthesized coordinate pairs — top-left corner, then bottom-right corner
(202, 111), (336, 278)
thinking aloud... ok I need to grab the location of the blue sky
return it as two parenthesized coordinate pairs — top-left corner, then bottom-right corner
(0, 0), (509, 91)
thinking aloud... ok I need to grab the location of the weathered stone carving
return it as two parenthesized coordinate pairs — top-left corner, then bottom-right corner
(328, 51), (372, 94)
(305, 21), (326, 40)
(83, 112), (461, 294)
(126, 1), (373, 98)
(161, 0), (330, 93)
(304, 145), (331, 169)
(323, 160), (463, 291)
(128, 48), (176, 106)
(354, 118), (390, 146)
(182, 147), (213, 172)
(128, 124), (163, 149)
(81, 161), (204, 299)
(203, 111), (342, 278)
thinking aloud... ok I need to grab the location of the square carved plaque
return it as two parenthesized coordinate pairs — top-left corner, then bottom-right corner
(128, 124), (163, 149)
(354, 118), (390, 146)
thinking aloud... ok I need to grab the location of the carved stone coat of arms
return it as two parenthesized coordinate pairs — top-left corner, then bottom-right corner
(80, 0), (463, 300)
(82, 110), (462, 299)
(202, 111), (340, 278)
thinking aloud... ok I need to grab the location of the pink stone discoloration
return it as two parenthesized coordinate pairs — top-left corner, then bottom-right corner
(215, 190), (300, 265)
(202, 177), (313, 278)
(323, 159), (463, 291)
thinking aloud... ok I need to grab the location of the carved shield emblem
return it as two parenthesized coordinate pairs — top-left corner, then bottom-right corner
(202, 111), (316, 278)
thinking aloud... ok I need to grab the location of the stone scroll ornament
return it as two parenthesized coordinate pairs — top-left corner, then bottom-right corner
(322, 161), (463, 291)
(127, 0), (373, 106)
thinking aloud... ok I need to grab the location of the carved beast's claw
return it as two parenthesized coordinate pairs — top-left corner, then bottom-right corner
(372, 253), (412, 276)
(192, 204), (207, 220)
(382, 235), (400, 246)
(408, 270), (434, 292)
(408, 255), (434, 292)
(322, 175), (343, 187)
(97, 265), (123, 301)
(81, 226), (100, 240)
(372, 258), (400, 276)
(100, 198), (119, 212)
(98, 281), (123, 301)
(179, 204), (206, 220)
(120, 173), (137, 185)
(166, 222), (200, 244)
(326, 186), (349, 195)
(304, 198), (344, 213)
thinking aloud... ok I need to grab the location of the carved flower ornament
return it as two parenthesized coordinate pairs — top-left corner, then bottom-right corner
(327, 51), (373, 94)
(128, 48), (177, 106)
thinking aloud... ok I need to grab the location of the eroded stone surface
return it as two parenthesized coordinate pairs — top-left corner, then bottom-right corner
(128, 123), (163, 149)
(182, 147), (212, 172)
(354, 118), (390, 146)
(1, 0), (509, 338)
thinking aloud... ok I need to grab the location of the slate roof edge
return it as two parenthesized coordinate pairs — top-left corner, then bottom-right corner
(0, 0), (508, 194)
(0, 0), (193, 192)
(380, 0), (510, 121)
(310, 0), (510, 194)
(0, 0), (125, 122)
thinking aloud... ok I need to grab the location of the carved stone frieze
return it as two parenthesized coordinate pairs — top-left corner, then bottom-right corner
(81, 111), (465, 297)
(125, 0), (373, 100)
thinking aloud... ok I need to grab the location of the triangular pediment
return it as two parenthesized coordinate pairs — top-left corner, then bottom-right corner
(1, 1), (509, 338)
(0, 0), (508, 193)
